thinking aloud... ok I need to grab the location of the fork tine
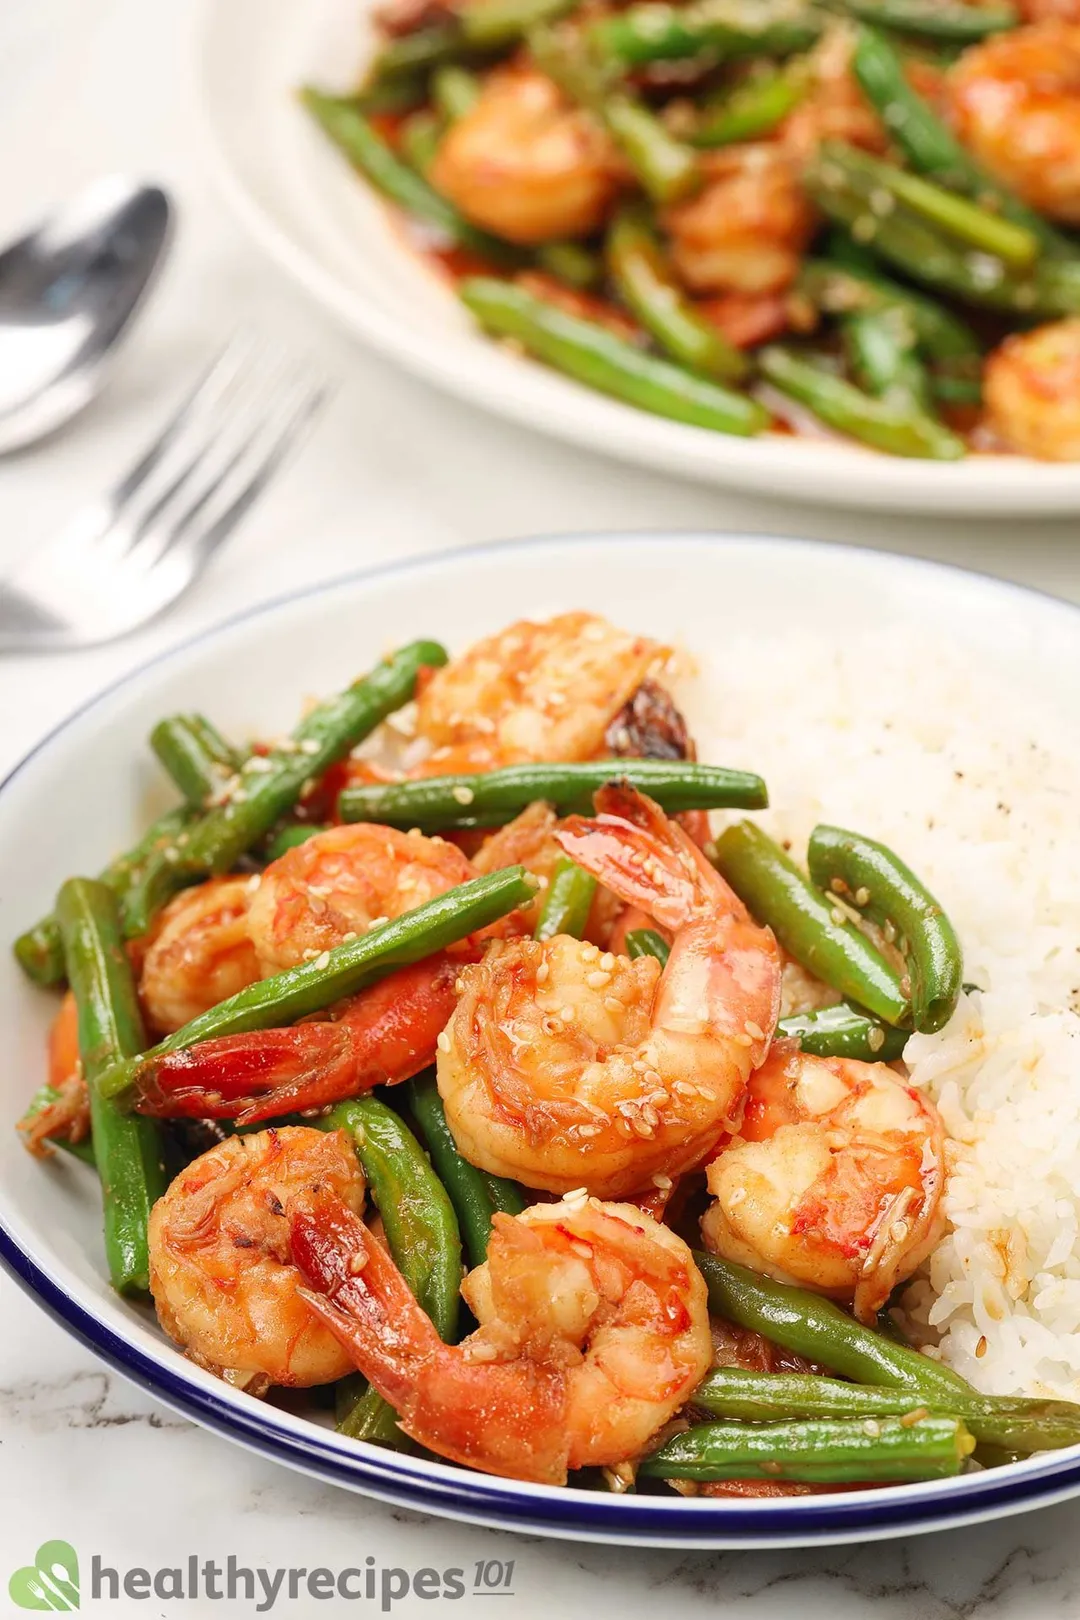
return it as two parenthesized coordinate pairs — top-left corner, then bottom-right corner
(108, 331), (260, 512)
(142, 373), (328, 573)
(115, 343), (291, 568)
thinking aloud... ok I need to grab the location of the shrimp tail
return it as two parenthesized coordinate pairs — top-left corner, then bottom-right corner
(291, 1187), (439, 1411)
(134, 955), (461, 1125)
(557, 782), (743, 931)
(292, 1190), (571, 1484)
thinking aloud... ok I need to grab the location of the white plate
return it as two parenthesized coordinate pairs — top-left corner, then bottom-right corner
(4, 533), (1080, 1546)
(194, 0), (1080, 516)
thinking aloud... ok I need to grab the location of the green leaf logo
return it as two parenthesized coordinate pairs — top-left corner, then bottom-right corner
(9, 1541), (80, 1610)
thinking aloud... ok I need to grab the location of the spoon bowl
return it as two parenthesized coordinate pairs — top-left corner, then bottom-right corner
(0, 177), (172, 453)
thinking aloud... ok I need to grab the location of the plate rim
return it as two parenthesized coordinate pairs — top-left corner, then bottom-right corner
(190, 0), (1080, 516)
(5, 529), (1080, 1547)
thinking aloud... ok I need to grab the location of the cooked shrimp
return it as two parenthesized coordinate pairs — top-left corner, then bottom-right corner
(984, 317), (1080, 461)
(415, 612), (669, 772)
(140, 878), (261, 1034)
(135, 822), (477, 1123)
(437, 784), (782, 1198)
(948, 22), (1080, 224)
(246, 822), (475, 975)
(291, 1189), (712, 1484)
(472, 802), (621, 942)
(148, 1126), (366, 1388)
(429, 67), (620, 245)
(1020, 0), (1080, 17)
(664, 145), (815, 295)
(777, 24), (888, 165)
(131, 954), (463, 1125)
(19, 992), (90, 1159)
(701, 1041), (946, 1323)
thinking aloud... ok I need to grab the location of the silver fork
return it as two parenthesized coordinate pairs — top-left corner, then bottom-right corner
(0, 335), (328, 652)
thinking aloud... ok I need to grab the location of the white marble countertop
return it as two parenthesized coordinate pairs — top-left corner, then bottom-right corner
(2, 2), (1080, 1613)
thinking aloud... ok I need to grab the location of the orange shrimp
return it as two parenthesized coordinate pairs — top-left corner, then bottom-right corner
(437, 784), (782, 1198)
(701, 1040), (946, 1323)
(129, 823), (477, 1124)
(290, 1188), (712, 1484)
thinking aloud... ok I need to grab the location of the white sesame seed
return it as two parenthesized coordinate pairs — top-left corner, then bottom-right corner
(855, 886), (871, 907)
(451, 785), (475, 805)
(348, 1251), (368, 1274)
(744, 1020), (765, 1042)
(312, 951), (331, 971)
(437, 1031), (451, 1053)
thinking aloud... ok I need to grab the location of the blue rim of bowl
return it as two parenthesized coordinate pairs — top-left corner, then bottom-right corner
(4, 531), (1080, 1547)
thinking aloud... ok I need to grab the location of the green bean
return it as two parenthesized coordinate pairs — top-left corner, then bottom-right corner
(355, 75), (428, 116)
(591, 0), (821, 68)
(607, 207), (747, 383)
(301, 91), (519, 264)
(100, 866), (534, 1104)
(408, 1070), (526, 1268)
(798, 254), (983, 405)
(319, 1096), (461, 1445)
(640, 1414), (974, 1482)
(463, 278), (767, 427)
(367, 23), (465, 80)
(14, 805), (197, 986)
(694, 1250), (970, 1399)
(757, 344), (965, 460)
(17, 1084), (97, 1167)
(537, 241), (604, 289)
(692, 1366), (1080, 1454)
(529, 26), (701, 204)
(127, 638), (448, 933)
(431, 63), (481, 121)
(837, 0), (1017, 40)
(150, 714), (242, 808)
(829, 143), (1039, 269)
(56, 880), (167, 1295)
(690, 65), (806, 147)
(460, 0), (580, 47)
(852, 24), (1075, 260)
(473, 280), (749, 433)
(263, 823), (330, 862)
(843, 307), (931, 413)
(341, 757), (769, 831)
(777, 1000), (907, 1061)
(712, 821), (910, 1025)
(534, 855), (598, 942)
(469, 268), (764, 430)
(399, 108), (444, 175)
(625, 928), (671, 966)
(808, 144), (1080, 315)
(808, 823), (962, 1035)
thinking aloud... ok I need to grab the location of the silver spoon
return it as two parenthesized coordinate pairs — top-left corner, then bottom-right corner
(0, 176), (173, 453)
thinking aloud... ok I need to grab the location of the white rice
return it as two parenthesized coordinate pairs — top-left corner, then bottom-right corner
(684, 626), (1080, 1402)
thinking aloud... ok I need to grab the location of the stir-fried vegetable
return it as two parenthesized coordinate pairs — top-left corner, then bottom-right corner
(641, 1413), (975, 1483)
(408, 1072), (528, 1268)
(150, 714), (242, 808)
(534, 855), (598, 941)
(692, 1365), (1080, 1454)
(127, 639), (448, 932)
(340, 758), (768, 831)
(56, 879), (167, 1295)
(712, 820), (910, 1025)
(99, 866), (534, 1103)
(807, 823), (963, 1033)
(320, 1097), (462, 1445)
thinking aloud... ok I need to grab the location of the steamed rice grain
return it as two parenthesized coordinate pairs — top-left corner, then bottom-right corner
(685, 626), (1080, 1402)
